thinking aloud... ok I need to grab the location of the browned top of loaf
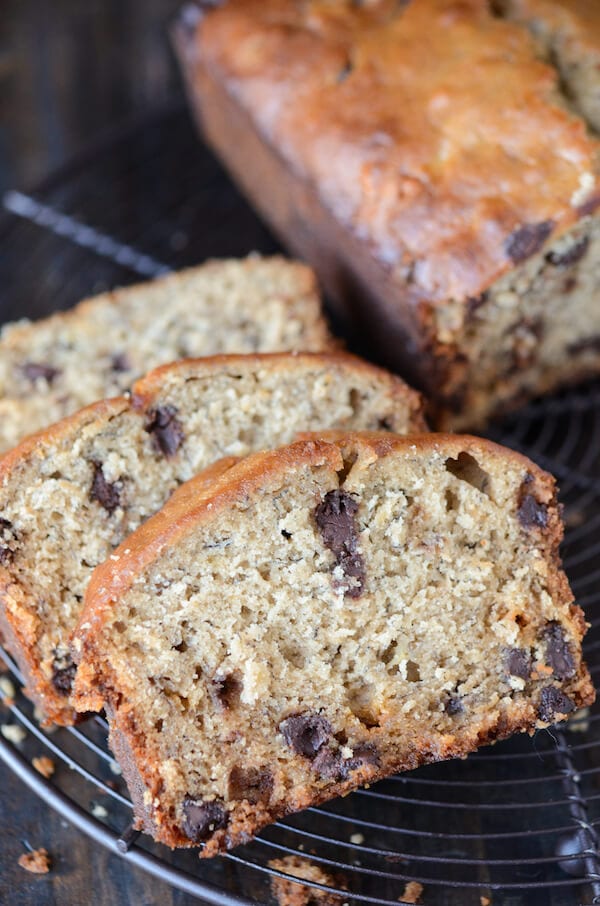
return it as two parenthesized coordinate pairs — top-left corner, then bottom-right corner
(74, 431), (569, 649)
(194, 0), (600, 304)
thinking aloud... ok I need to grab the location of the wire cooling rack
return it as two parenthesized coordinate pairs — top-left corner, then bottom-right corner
(1, 101), (600, 906)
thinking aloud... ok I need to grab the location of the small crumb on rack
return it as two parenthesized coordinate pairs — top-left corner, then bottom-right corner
(350, 833), (364, 845)
(269, 854), (346, 905)
(567, 706), (590, 733)
(480, 897), (492, 906)
(399, 881), (423, 904)
(109, 759), (122, 775)
(0, 675), (15, 703)
(32, 755), (55, 778)
(18, 848), (51, 874)
(91, 803), (108, 819)
(1, 723), (26, 745)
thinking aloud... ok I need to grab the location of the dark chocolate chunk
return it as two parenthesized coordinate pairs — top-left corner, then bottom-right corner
(568, 336), (600, 356)
(546, 236), (589, 267)
(0, 518), (15, 566)
(466, 291), (489, 318)
(51, 652), (77, 695)
(181, 798), (227, 841)
(444, 695), (464, 715)
(543, 622), (575, 681)
(279, 712), (332, 758)
(517, 473), (548, 530)
(314, 490), (366, 597)
(312, 746), (348, 781)
(210, 673), (242, 710)
(504, 647), (531, 680)
(337, 59), (353, 83)
(111, 352), (132, 373)
(313, 742), (379, 781)
(228, 765), (273, 804)
(90, 462), (122, 514)
(505, 221), (554, 264)
(538, 686), (575, 723)
(577, 194), (600, 218)
(145, 406), (184, 457)
(22, 362), (61, 384)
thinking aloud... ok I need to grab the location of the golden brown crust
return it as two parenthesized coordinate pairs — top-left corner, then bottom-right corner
(191, 0), (599, 306)
(131, 351), (426, 428)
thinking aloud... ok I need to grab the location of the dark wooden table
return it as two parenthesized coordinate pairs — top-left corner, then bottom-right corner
(0, 4), (222, 902)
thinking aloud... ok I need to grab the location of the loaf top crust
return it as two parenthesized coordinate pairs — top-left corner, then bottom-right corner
(194, 0), (600, 305)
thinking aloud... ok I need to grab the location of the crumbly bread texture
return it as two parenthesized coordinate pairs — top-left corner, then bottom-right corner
(0, 256), (332, 453)
(0, 353), (424, 725)
(71, 433), (593, 855)
(498, 0), (600, 132)
(177, 0), (600, 428)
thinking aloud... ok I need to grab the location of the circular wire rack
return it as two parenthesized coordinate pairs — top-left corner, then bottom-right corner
(1, 101), (600, 906)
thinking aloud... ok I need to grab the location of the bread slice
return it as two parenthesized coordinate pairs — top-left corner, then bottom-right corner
(0, 353), (424, 725)
(71, 432), (594, 856)
(0, 256), (332, 454)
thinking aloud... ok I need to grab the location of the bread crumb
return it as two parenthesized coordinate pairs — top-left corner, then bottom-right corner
(1, 723), (26, 745)
(349, 833), (364, 845)
(91, 803), (108, 819)
(32, 756), (55, 778)
(18, 848), (51, 874)
(269, 855), (346, 905)
(0, 675), (15, 703)
(567, 706), (590, 733)
(480, 897), (491, 906)
(399, 881), (423, 904)
(109, 759), (122, 775)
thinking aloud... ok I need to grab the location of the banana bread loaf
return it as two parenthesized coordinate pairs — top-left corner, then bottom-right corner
(0, 256), (332, 453)
(0, 353), (424, 724)
(71, 432), (594, 855)
(175, 0), (600, 428)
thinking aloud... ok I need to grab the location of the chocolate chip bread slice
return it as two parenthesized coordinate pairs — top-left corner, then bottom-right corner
(0, 256), (332, 454)
(71, 432), (594, 855)
(0, 352), (424, 725)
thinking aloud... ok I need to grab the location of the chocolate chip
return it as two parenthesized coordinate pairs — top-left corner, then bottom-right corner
(0, 518), (15, 566)
(444, 695), (464, 715)
(538, 686), (575, 723)
(466, 291), (489, 317)
(90, 462), (122, 514)
(210, 673), (242, 711)
(312, 747), (348, 781)
(504, 647), (531, 680)
(546, 236), (589, 267)
(22, 362), (61, 384)
(577, 194), (600, 218)
(337, 60), (353, 83)
(314, 490), (366, 598)
(543, 622), (575, 681)
(111, 353), (131, 373)
(312, 742), (380, 781)
(505, 221), (554, 264)
(517, 474), (548, 530)
(279, 713), (332, 758)
(181, 798), (227, 841)
(145, 406), (184, 457)
(51, 652), (77, 695)
(568, 336), (600, 356)
(227, 765), (273, 804)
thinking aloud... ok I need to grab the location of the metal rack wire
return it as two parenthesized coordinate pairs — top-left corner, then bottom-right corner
(1, 101), (600, 905)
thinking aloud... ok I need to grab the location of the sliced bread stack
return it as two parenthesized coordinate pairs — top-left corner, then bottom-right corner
(0, 256), (332, 453)
(0, 352), (424, 724)
(71, 432), (594, 854)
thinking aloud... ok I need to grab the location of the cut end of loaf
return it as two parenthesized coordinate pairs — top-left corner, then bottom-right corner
(72, 433), (594, 854)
